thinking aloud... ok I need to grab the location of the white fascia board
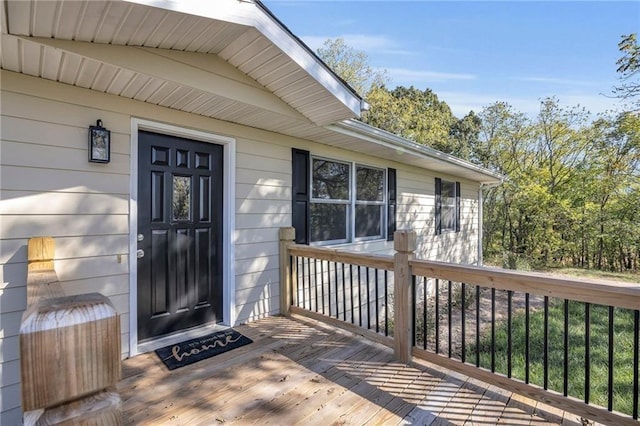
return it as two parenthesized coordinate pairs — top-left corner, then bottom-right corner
(125, 0), (362, 117)
(327, 119), (504, 184)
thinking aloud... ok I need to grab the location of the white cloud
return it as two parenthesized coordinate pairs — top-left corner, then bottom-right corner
(387, 67), (476, 84)
(301, 34), (411, 55)
(436, 91), (623, 119)
(516, 76), (596, 87)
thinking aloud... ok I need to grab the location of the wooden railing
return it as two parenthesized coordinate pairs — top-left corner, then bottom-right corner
(279, 228), (640, 425)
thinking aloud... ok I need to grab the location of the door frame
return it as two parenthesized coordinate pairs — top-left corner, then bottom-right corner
(129, 118), (236, 356)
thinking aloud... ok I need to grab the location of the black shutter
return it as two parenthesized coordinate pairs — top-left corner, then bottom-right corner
(291, 148), (310, 244)
(455, 181), (461, 233)
(435, 177), (442, 235)
(387, 168), (397, 241)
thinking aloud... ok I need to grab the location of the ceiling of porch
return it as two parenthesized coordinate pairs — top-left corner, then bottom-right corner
(0, 0), (360, 129)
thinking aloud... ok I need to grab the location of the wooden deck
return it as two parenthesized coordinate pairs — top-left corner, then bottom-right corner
(118, 315), (586, 425)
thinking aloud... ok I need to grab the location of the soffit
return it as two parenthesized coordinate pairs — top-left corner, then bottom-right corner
(1, 0), (359, 126)
(0, 0), (501, 183)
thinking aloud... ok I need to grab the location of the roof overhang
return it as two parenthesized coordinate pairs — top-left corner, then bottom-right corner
(325, 120), (504, 184)
(1, 0), (362, 126)
(0, 0), (502, 184)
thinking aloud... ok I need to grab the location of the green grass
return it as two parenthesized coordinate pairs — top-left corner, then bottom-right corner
(542, 267), (640, 284)
(467, 299), (638, 416)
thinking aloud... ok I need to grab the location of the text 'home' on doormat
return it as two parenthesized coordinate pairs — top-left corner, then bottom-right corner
(155, 329), (253, 370)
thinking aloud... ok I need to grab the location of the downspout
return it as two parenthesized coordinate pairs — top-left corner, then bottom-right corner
(478, 184), (484, 266)
(478, 180), (504, 266)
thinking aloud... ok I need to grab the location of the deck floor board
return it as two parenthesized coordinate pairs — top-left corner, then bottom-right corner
(118, 315), (579, 425)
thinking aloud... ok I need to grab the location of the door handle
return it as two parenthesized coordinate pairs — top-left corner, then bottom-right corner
(137, 249), (145, 259)
(137, 234), (144, 241)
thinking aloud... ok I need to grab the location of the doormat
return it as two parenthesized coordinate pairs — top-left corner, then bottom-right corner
(155, 329), (253, 370)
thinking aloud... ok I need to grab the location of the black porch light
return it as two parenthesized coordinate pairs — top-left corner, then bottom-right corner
(89, 119), (110, 163)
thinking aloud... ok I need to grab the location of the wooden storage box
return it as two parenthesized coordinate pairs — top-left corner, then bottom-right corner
(20, 293), (121, 411)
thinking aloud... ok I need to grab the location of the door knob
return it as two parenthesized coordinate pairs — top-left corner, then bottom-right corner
(137, 249), (145, 258)
(137, 234), (144, 241)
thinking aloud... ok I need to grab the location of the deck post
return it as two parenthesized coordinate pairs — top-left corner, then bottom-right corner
(394, 229), (416, 363)
(280, 227), (296, 316)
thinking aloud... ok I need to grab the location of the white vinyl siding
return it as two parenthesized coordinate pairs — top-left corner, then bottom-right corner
(0, 69), (480, 425)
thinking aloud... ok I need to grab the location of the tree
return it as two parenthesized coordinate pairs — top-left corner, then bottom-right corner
(614, 33), (640, 110)
(316, 38), (388, 97)
(317, 38), (477, 158)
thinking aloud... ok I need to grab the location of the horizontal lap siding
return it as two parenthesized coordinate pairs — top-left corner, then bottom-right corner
(0, 69), (483, 424)
(234, 137), (291, 323)
(396, 168), (480, 264)
(0, 85), (133, 424)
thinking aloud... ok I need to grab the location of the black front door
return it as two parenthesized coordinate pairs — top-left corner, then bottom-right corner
(137, 130), (223, 341)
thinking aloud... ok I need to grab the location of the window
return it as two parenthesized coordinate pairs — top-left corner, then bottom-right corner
(291, 149), (396, 245)
(310, 158), (386, 244)
(310, 159), (350, 243)
(355, 165), (386, 238)
(435, 178), (460, 234)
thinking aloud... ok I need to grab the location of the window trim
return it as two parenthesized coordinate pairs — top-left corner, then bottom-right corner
(309, 156), (388, 245)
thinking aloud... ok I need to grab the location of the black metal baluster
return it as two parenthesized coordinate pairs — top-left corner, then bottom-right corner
(358, 266), (362, 327)
(633, 309), (639, 420)
(342, 263), (347, 322)
(290, 255), (294, 307)
(435, 279), (440, 354)
(563, 299), (569, 396)
(448, 280), (452, 358)
(384, 271), (389, 337)
(544, 296), (549, 390)
(507, 290), (512, 378)
(334, 262), (339, 319)
(525, 293), (530, 384)
(375, 269), (380, 333)
(320, 260), (325, 315)
(476, 285), (480, 368)
(491, 288), (496, 373)
(412, 275), (417, 346)
(307, 258), (312, 311)
(314, 259), (319, 312)
(423, 277), (428, 350)
(608, 305), (614, 412)
(461, 283), (466, 363)
(301, 257), (306, 309)
(327, 260), (332, 317)
(366, 267), (371, 330)
(585, 302), (590, 404)
(349, 264), (354, 324)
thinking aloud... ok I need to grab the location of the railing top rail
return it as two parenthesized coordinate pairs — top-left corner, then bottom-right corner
(288, 244), (394, 271)
(411, 259), (640, 311)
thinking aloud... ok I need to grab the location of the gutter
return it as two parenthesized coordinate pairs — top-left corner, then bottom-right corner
(328, 119), (504, 184)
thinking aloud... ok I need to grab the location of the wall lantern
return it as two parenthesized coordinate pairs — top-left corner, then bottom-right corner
(89, 119), (110, 163)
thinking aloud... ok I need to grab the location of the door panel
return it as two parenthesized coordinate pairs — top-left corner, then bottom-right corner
(137, 130), (223, 342)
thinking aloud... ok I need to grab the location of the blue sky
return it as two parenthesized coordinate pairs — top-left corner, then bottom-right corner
(264, 1), (640, 118)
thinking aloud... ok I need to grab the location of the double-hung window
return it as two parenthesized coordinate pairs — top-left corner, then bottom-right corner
(291, 148), (396, 245)
(310, 158), (351, 243)
(355, 165), (385, 239)
(309, 157), (386, 244)
(435, 177), (461, 234)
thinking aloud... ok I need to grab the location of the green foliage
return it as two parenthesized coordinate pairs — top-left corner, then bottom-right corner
(316, 38), (388, 97)
(481, 97), (640, 272)
(614, 33), (640, 109)
(364, 86), (454, 150)
(315, 36), (639, 272)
